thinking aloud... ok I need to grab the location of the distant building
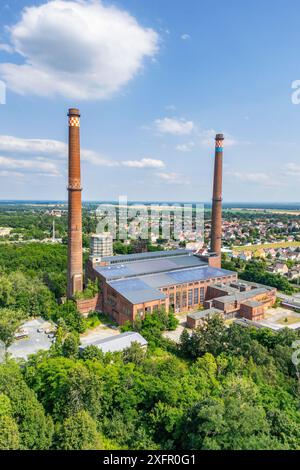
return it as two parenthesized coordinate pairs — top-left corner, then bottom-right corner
(131, 238), (148, 254)
(268, 262), (288, 275)
(90, 233), (113, 261)
(233, 250), (252, 261)
(0, 227), (11, 237)
(79, 331), (147, 353)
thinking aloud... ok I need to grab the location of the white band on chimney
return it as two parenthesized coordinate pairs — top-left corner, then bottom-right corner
(69, 116), (80, 127)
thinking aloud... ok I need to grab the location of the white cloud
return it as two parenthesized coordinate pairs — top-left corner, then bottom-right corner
(154, 117), (195, 135)
(285, 163), (300, 178)
(175, 142), (195, 152)
(0, 155), (60, 176)
(0, 135), (66, 156)
(122, 158), (165, 169)
(0, 135), (167, 174)
(156, 172), (189, 185)
(227, 171), (269, 183)
(181, 34), (191, 40)
(0, 43), (13, 53)
(81, 149), (118, 167)
(165, 104), (176, 111)
(0, 135), (116, 167)
(0, 0), (159, 100)
(0, 170), (24, 179)
(226, 171), (283, 187)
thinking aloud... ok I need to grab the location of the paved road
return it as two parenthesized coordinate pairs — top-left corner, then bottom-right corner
(163, 313), (188, 343)
(80, 324), (120, 346)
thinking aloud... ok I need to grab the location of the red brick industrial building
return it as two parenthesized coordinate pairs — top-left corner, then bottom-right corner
(87, 250), (238, 325)
(66, 110), (277, 326)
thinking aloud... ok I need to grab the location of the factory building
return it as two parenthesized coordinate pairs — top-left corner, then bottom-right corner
(65, 109), (277, 325)
(87, 249), (238, 325)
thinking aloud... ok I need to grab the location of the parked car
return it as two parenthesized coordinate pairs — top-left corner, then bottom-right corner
(45, 328), (56, 335)
(15, 329), (29, 340)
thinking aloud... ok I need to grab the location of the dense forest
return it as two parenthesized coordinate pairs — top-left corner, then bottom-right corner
(0, 213), (300, 449)
(0, 241), (299, 449)
(1, 314), (300, 450)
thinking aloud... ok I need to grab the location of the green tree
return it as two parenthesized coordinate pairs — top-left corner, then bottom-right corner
(122, 342), (146, 365)
(24, 357), (102, 421)
(62, 332), (80, 358)
(0, 415), (20, 449)
(55, 301), (85, 333)
(0, 308), (25, 350)
(0, 393), (20, 449)
(0, 361), (53, 449)
(180, 314), (227, 358)
(56, 410), (103, 450)
(80, 345), (105, 362)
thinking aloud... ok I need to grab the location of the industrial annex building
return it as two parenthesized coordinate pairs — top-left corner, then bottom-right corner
(66, 108), (277, 326)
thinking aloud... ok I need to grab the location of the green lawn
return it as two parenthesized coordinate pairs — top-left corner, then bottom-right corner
(83, 312), (118, 330)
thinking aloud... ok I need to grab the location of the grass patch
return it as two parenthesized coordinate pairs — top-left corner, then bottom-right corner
(83, 311), (118, 330)
(233, 241), (300, 252)
(276, 315), (300, 325)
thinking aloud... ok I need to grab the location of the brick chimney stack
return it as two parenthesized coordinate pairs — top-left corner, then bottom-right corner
(210, 133), (224, 268)
(67, 108), (83, 298)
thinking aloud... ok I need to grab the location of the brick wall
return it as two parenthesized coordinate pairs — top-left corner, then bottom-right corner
(239, 303), (265, 321)
(75, 294), (101, 318)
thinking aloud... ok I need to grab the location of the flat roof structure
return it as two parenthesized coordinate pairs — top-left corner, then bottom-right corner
(95, 252), (206, 281)
(101, 249), (193, 264)
(108, 278), (167, 304)
(242, 300), (263, 308)
(108, 265), (235, 304)
(214, 286), (274, 305)
(187, 307), (223, 321)
(80, 331), (148, 353)
(210, 283), (243, 295)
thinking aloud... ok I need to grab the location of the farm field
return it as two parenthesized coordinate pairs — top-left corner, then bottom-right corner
(233, 241), (300, 252)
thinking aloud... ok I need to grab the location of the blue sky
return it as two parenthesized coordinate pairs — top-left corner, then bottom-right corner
(0, 0), (300, 202)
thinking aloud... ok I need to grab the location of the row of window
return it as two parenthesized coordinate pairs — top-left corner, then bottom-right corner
(162, 277), (234, 294)
(136, 302), (165, 318)
(170, 287), (205, 309)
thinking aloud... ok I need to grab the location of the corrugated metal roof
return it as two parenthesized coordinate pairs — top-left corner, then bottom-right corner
(109, 277), (167, 303)
(108, 266), (235, 305)
(167, 266), (233, 283)
(95, 253), (206, 281)
(215, 287), (270, 304)
(187, 308), (223, 320)
(80, 332), (148, 353)
(102, 249), (192, 264)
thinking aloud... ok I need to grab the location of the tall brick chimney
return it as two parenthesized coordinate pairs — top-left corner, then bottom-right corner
(210, 133), (224, 268)
(67, 108), (83, 298)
